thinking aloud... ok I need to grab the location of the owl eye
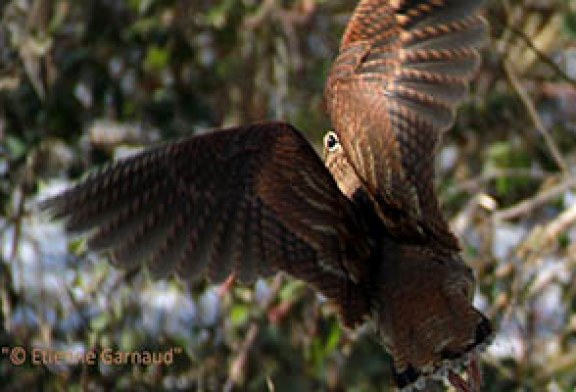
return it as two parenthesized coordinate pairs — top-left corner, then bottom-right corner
(324, 131), (341, 152)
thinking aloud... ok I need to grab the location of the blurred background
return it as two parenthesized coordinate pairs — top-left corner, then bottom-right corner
(1, 0), (576, 390)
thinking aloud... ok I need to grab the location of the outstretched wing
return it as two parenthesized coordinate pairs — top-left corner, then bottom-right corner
(325, 0), (487, 249)
(42, 122), (371, 325)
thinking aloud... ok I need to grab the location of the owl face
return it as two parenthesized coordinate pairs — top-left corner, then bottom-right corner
(323, 131), (362, 199)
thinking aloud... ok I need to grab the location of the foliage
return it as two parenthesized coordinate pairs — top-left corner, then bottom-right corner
(1, 0), (576, 390)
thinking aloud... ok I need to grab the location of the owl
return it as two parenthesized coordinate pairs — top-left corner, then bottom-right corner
(42, 0), (492, 390)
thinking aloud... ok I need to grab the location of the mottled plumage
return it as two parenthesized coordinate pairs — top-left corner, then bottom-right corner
(42, 1), (492, 390)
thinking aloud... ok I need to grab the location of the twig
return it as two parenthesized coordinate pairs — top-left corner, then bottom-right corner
(223, 274), (284, 391)
(0, 263), (14, 332)
(536, 351), (576, 384)
(517, 203), (576, 291)
(503, 59), (570, 176)
(9, 187), (26, 263)
(2, 184), (29, 334)
(542, 203), (576, 242)
(447, 168), (551, 196)
(494, 16), (576, 89)
(224, 323), (260, 392)
(493, 176), (576, 221)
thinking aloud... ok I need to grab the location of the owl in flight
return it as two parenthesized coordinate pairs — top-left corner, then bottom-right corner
(43, 0), (492, 390)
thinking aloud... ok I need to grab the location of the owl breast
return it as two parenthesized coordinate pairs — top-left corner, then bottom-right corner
(369, 243), (490, 388)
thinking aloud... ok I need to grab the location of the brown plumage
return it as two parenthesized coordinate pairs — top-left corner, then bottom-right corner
(42, 1), (492, 390)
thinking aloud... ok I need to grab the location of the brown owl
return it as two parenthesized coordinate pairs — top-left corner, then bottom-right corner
(42, 0), (492, 390)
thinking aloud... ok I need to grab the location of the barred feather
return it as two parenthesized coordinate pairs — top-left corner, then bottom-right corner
(326, 0), (488, 249)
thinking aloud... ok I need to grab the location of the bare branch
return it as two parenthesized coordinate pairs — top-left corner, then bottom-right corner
(542, 203), (576, 242)
(493, 176), (576, 221)
(495, 16), (576, 89)
(223, 274), (284, 391)
(503, 59), (570, 176)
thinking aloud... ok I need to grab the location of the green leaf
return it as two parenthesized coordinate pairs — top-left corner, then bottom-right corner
(120, 329), (143, 351)
(144, 45), (170, 72)
(325, 323), (341, 354)
(6, 136), (26, 159)
(279, 280), (305, 302)
(230, 304), (250, 327)
(91, 313), (111, 332)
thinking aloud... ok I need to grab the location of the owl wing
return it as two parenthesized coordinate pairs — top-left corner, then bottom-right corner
(42, 122), (371, 325)
(325, 0), (487, 249)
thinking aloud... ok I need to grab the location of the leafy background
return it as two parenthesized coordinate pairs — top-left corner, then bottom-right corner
(1, 0), (576, 390)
